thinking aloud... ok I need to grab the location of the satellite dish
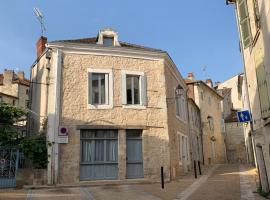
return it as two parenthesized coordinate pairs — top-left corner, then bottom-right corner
(33, 7), (46, 36)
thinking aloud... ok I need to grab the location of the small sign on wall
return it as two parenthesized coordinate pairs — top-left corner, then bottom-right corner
(58, 126), (68, 144)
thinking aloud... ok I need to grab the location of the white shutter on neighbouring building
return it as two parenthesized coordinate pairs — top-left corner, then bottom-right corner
(121, 73), (127, 105)
(141, 75), (147, 106)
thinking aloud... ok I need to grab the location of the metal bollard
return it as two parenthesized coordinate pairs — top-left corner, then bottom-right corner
(194, 160), (197, 179)
(161, 166), (164, 189)
(198, 160), (202, 175)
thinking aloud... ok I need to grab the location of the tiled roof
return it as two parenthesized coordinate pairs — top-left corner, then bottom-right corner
(217, 88), (231, 97)
(185, 79), (223, 99)
(0, 73), (30, 87)
(51, 37), (165, 53)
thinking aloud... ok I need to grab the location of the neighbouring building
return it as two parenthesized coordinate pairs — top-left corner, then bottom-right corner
(227, 0), (270, 192)
(29, 28), (191, 185)
(187, 98), (203, 166)
(0, 70), (30, 109)
(186, 73), (226, 165)
(217, 73), (254, 164)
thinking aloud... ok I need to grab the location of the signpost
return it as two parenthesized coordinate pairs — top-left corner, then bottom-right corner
(237, 110), (251, 123)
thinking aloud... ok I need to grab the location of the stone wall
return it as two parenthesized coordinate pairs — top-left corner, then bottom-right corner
(58, 53), (171, 184)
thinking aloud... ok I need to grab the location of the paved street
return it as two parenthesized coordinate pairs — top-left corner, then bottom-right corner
(0, 164), (265, 200)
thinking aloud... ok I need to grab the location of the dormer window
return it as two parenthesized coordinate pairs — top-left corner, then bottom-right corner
(96, 28), (120, 46)
(103, 36), (114, 46)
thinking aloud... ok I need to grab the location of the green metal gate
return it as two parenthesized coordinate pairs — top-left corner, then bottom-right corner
(0, 148), (19, 188)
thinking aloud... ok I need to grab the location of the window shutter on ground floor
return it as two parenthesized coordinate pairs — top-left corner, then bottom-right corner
(88, 73), (92, 104)
(254, 48), (270, 118)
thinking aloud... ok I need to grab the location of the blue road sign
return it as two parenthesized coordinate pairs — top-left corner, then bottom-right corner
(237, 110), (251, 122)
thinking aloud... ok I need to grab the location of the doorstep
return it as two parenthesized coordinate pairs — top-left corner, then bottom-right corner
(23, 178), (159, 190)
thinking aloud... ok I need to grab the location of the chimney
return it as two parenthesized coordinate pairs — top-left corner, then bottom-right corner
(188, 72), (194, 80)
(36, 36), (47, 58)
(206, 79), (213, 88)
(17, 71), (24, 80)
(3, 69), (14, 85)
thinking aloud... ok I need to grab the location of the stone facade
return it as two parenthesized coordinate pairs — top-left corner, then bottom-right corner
(0, 70), (29, 109)
(228, 0), (270, 192)
(186, 78), (226, 165)
(30, 29), (190, 185)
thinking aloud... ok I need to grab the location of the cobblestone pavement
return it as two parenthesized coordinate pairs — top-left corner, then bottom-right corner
(0, 164), (265, 200)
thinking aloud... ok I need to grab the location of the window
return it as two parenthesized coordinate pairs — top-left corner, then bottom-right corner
(121, 71), (147, 107)
(80, 129), (118, 180)
(237, 0), (252, 48)
(88, 69), (113, 109)
(26, 89), (29, 95)
(207, 116), (214, 131)
(12, 100), (16, 106)
(208, 96), (211, 105)
(103, 36), (114, 46)
(126, 75), (140, 104)
(25, 100), (30, 108)
(200, 91), (204, 100)
(0, 96), (2, 103)
(175, 85), (187, 121)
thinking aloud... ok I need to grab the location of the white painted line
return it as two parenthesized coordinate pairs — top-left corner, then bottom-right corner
(80, 187), (95, 200)
(239, 165), (255, 200)
(174, 165), (220, 200)
(26, 189), (32, 200)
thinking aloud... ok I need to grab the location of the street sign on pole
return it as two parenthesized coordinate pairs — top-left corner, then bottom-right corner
(237, 110), (251, 123)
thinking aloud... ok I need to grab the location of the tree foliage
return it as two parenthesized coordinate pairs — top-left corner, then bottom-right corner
(0, 102), (48, 169)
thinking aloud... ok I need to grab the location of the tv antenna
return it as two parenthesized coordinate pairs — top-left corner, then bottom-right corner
(202, 66), (209, 79)
(33, 7), (46, 36)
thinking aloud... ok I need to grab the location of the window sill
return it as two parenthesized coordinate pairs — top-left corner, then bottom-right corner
(122, 105), (146, 109)
(87, 104), (113, 109)
(176, 115), (187, 124)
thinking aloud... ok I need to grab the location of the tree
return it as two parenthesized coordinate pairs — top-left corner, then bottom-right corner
(0, 102), (48, 169)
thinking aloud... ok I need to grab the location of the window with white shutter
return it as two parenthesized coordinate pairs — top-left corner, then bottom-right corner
(237, 0), (252, 48)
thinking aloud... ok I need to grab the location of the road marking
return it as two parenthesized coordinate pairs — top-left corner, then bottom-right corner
(26, 189), (32, 200)
(174, 164), (220, 200)
(80, 187), (95, 200)
(239, 165), (255, 200)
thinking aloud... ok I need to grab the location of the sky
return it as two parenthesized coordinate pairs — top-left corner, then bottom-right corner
(0, 0), (243, 83)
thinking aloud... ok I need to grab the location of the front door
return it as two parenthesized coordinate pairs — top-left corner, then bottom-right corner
(182, 135), (189, 172)
(126, 130), (143, 179)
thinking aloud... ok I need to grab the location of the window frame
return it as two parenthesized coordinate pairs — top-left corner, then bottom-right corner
(87, 68), (113, 109)
(121, 70), (146, 109)
(175, 85), (187, 123)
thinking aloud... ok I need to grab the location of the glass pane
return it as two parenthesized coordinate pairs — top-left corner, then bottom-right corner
(106, 140), (118, 162)
(95, 130), (104, 138)
(81, 130), (95, 139)
(133, 76), (140, 104)
(100, 74), (105, 104)
(106, 130), (118, 138)
(92, 74), (100, 104)
(95, 140), (104, 161)
(238, 0), (247, 21)
(126, 130), (142, 138)
(103, 37), (113, 46)
(81, 140), (93, 162)
(126, 76), (132, 104)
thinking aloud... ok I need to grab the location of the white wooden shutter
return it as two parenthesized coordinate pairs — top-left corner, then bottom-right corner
(88, 73), (92, 104)
(121, 73), (127, 104)
(141, 75), (147, 106)
(237, 0), (252, 49)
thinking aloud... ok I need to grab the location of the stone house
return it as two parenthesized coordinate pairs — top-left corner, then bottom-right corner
(186, 73), (226, 165)
(0, 70), (30, 109)
(29, 28), (190, 185)
(217, 73), (254, 164)
(187, 98), (203, 166)
(227, 0), (270, 192)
